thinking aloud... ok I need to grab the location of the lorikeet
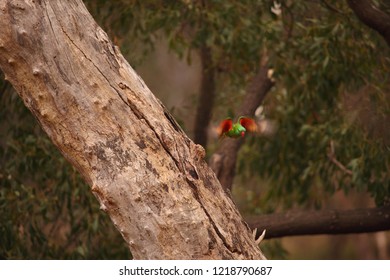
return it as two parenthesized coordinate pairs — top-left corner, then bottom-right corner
(217, 116), (258, 138)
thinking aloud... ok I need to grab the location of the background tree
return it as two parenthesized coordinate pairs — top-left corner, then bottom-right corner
(1, 0), (389, 259)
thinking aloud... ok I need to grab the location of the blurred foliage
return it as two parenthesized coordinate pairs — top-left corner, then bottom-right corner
(238, 1), (390, 211)
(1, 0), (389, 259)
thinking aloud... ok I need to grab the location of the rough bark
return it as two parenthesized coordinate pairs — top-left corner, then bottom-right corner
(0, 0), (265, 259)
(248, 206), (390, 239)
(347, 0), (390, 47)
(193, 46), (216, 147)
(209, 61), (274, 191)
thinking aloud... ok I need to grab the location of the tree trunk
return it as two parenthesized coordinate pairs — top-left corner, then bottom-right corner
(0, 0), (265, 260)
(193, 46), (216, 148)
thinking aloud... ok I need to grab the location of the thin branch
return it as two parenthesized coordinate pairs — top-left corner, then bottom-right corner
(327, 140), (353, 176)
(320, 0), (348, 15)
(282, 3), (295, 41)
(248, 205), (390, 239)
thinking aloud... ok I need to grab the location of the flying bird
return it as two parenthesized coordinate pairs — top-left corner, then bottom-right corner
(217, 116), (258, 138)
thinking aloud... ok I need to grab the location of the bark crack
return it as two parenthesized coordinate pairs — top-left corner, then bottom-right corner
(45, 2), (77, 81)
(48, 5), (185, 176)
(185, 178), (243, 256)
(49, 4), (131, 110)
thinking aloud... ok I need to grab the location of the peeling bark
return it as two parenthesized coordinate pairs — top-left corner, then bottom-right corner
(0, 0), (265, 259)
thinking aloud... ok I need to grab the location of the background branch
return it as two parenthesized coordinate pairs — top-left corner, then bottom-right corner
(347, 0), (390, 47)
(320, 0), (348, 15)
(327, 140), (353, 176)
(248, 206), (390, 239)
(193, 46), (216, 147)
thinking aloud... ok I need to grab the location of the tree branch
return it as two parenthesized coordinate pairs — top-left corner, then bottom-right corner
(248, 206), (390, 239)
(193, 46), (216, 147)
(320, 0), (348, 15)
(347, 0), (390, 47)
(209, 59), (274, 191)
(327, 140), (353, 176)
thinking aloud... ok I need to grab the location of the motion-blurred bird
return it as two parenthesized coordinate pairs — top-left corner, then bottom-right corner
(217, 116), (258, 138)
